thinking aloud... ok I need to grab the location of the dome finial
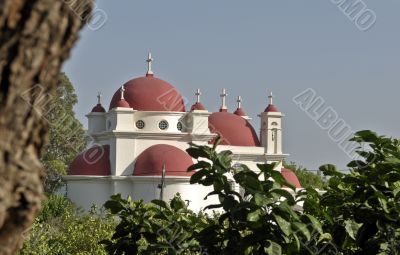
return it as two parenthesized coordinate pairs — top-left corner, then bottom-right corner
(268, 91), (273, 105)
(195, 88), (202, 103)
(146, 52), (154, 76)
(120, 85), (125, 100)
(220, 88), (228, 111)
(237, 96), (242, 109)
(97, 91), (102, 104)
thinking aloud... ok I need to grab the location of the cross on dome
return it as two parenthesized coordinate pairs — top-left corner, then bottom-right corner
(237, 96), (242, 109)
(268, 91), (273, 105)
(220, 88), (228, 110)
(195, 88), (202, 103)
(120, 85), (125, 100)
(97, 92), (102, 104)
(146, 52), (154, 75)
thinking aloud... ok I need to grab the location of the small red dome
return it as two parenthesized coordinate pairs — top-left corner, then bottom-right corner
(265, 104), (279, 112)
(69, 145), (111, 175)
(233, 108), (246, 117)
(208, 112), (260, 147)
(115, 99), (131, 108)
(91, 104), (106, 113)
(281, 168), (302, 188)
(190, 102), (206, 111)
(133, 144), (193, 176)
(109, 76), (186, 112)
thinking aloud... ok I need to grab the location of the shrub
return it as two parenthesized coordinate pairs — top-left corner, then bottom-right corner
(19, 195), (115, 255)
(302, 130), (400, 254)
(101, 193), (214, 254)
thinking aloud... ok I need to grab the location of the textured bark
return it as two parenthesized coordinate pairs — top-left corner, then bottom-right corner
(0, 0), (92, 254)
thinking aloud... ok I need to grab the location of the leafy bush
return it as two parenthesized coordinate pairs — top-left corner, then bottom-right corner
(301, 130), (400, 254)
(102, 138), (327, 254)
(186, 140), (326, 254)
(101, 194), (214, 254)
(34, 131), (400, 255)
(19, 195), (115, 255)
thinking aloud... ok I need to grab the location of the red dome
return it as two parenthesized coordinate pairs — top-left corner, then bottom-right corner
(115, 99), (131, 108)
(91, 104), (106, 113)
(69, 145), (111, 175)
(281, 168), (302, 188)
(233, 108), (246, 117)
(208, 112), (260, 147)
(190, 102), (206, 111)
(109, 75), (186, 112)
(133, 144), (193, 176)
(265, 104), (279, 112)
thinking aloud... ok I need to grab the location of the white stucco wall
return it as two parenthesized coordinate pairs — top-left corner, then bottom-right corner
(65, 176), (219, 212)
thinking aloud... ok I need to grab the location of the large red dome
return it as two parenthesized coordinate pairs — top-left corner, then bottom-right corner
(109, 75), (186, 112)
(69, 145), (111, 175)
(208, 112), (260, 147)
(133, 144), (193, 176)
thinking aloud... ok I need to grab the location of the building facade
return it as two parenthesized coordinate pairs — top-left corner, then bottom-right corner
(64, 54), (301, 211)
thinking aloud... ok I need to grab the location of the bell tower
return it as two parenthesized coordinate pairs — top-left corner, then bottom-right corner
(259, 92), (283, 154)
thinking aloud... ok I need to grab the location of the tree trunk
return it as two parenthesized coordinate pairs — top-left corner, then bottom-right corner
(0, 0), (92, 254)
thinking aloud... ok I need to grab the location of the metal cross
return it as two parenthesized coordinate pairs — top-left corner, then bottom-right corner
(195, 88), (202, 103)
(120, 85), (125, 100)
(237, 96), (242, 109)
(97, 92), (102, 104)
(146, 52), (154, 75)
(220, 88), (228, 109)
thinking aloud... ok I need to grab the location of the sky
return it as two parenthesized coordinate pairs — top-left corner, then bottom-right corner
(63, 0), (400, 170)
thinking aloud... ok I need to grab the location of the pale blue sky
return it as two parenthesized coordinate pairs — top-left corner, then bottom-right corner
(63, 0), (400, 170)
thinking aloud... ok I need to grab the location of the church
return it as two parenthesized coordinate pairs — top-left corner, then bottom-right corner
(64, 53), (301, 211)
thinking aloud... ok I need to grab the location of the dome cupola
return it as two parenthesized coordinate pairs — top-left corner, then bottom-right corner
(190, 88), (206, 111)
(69, 145), (111, 175)
(109, 53), (186, 112)
(91, 92), (106, 112)
(133, 144), (193, 176)
(208, 112), (260, 147)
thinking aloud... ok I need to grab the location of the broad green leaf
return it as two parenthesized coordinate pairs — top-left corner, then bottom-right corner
(291, 222), (311, 241)
(247, 209), (262, 222)
(302, 214), (323, 235)
(351, 130), (378, 143)
(151, 199), (169, 209)
(190, 169), (208, 184)
(319, 164), (342, 177)
(270, 189), (296, 206)
(344, 220), (361, 240)
(187, 161), (211, 172)
(273, 214), (291, 236)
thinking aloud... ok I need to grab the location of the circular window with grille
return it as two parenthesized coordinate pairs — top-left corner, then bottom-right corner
(136, 120), (145, 129)
(158, 120), (169, 130)
(177, 121), (183, 131)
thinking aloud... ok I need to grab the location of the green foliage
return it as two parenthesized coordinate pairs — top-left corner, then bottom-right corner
(103, 138), (327, 254)
(186, 138), (326, 254)
(102, 131), (400, 255)
(283, 161), (326, 189)
(19, 195), (115, 255)
(102, 193), (213, 254)
(41, 72), (85, 194)
(302, 130), (400, 254)
(36, 194), (75, 223)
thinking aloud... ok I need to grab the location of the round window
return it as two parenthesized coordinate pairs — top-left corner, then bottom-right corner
(177, 122), (183, 131)
(136, 120), (145, 129)
(158, 120), (169, 130)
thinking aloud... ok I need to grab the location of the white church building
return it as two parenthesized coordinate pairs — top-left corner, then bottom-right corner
(64, 53), (301, 211)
